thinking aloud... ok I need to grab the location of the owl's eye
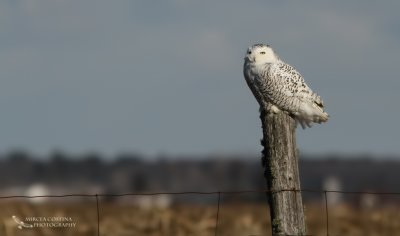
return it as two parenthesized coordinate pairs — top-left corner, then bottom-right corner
(247, 51), (251, 54)
(260, 51), (266, 54)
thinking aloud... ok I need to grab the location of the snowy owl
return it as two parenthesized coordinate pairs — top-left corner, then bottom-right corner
(243, 43), (329, 128)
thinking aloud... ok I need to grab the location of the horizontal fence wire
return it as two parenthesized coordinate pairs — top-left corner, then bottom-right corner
(2, 189), (400, 236)
(4, 188), (400, 199)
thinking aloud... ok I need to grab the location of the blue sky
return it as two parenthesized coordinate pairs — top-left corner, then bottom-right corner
(1, 1), (399, 157)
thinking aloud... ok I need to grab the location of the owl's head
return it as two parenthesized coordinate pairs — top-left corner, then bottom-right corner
(245, 44), (279, 64)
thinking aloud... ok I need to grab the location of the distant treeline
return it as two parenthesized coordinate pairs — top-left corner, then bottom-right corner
(1, 150), (400, 203)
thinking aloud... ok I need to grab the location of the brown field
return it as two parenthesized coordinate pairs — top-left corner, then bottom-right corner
(1, 199), (400, 236)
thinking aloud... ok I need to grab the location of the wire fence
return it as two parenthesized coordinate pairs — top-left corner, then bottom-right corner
(2, 188), (400, 236)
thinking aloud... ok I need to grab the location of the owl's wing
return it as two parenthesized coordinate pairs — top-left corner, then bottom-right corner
(271, 62), (323, 106)
(257, 62), (328, 127)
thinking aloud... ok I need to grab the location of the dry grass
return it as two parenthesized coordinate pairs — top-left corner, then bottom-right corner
(1, 199), (400, 236)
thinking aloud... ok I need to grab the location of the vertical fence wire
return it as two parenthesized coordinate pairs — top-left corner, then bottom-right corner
(215, 191), (221, 236)
(95, 194), (100, 236)
(324, 191), (329, 236)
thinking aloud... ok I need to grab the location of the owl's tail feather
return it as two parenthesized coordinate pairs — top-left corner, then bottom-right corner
(296, 102), (329, 129)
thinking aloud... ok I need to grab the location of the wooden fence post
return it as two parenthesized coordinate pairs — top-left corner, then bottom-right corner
(260, 107), (306, 236)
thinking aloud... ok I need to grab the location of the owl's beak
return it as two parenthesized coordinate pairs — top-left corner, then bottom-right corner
(244, 56), (254, 63)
